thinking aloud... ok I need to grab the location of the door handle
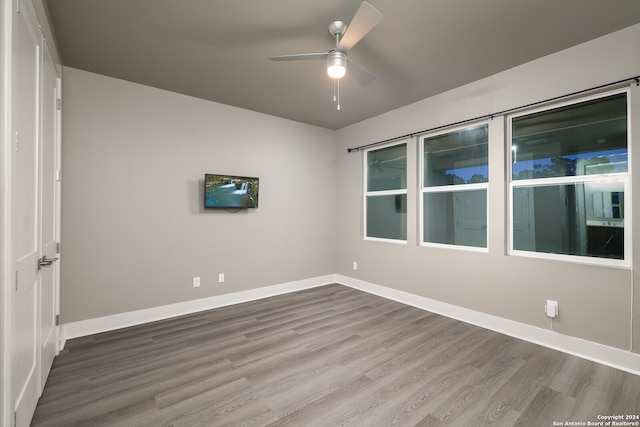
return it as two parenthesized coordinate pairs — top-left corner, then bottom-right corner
(38, 256), (59, 270)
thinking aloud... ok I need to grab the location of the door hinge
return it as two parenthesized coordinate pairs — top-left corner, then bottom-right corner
(15, 271), (18, 292)
(56, 98), (62, 110)
(15, 131), (19, 152)
(56, 242), (60, 254)
(56, 169), (62, 182)
(16, 0), (20, 13)
(56, 314), (60, 326)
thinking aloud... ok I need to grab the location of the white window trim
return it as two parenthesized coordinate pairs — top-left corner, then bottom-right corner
(363, 141), (409, 243)
(507, 87), (632, 267)
(419, 121), (490, 252)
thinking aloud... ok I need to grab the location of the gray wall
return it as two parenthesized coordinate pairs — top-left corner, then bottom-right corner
(335, 24), (640, 353)
(60, 67), (337, 323)
(61, 24), (640, 355)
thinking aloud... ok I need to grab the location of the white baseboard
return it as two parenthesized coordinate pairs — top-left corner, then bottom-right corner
(60, 274), (337, 348)
(335, 274), (640, 377)
(61, 273), (639, 377)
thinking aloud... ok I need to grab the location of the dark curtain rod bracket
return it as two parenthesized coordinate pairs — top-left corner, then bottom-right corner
(347, 75), (640, 153)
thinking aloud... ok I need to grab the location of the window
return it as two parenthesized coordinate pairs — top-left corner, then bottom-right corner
(509, 90), (629, 263)
(364, 142), (407, 241)
(421, 123), (489, 249)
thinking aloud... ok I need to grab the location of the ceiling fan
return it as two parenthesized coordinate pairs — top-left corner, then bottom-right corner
(269, 1), (383, 110)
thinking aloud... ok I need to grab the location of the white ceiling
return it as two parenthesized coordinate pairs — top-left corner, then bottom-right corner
(45, 0), (640, 130)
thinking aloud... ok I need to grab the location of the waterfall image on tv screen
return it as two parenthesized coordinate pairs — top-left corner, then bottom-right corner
(204, 174), (259, 208)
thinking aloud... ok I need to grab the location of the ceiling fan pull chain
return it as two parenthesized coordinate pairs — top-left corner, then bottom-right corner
(333, 28), (342, 110)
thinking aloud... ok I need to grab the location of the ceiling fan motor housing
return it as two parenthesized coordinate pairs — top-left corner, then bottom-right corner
(328, 21), (348, 37)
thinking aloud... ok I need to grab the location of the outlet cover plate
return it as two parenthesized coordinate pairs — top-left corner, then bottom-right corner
(545, 300), (558, 318)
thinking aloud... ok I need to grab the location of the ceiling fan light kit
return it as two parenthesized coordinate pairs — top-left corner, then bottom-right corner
(327, 51), (347, 79)
(269, 1), (383, 110)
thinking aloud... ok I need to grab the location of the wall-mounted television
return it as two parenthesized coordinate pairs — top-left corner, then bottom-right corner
(204, 174), (259, 209)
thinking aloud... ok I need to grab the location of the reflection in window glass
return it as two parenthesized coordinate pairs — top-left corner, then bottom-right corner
(424, 124), (488, 187)
(365, 142), (407, 242)
(510, 91), (628, 263)
(512, 93), (627, 180)
(421, 123), (489, 249)
(366, 195), (407, 240)
(513, 182), (624, 259)
(424, 190), (487, 247)
(367, 144), (407, 191)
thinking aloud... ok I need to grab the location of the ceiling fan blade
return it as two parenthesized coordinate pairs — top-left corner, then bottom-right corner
(338, 1), (383, 51)
(269, 53), (328, 61)
(347, 57), (376, 86)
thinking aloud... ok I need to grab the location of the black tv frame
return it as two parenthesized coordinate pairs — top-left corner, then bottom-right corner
(204, 173), (259, 209)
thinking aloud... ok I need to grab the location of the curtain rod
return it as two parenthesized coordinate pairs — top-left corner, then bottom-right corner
(347, 75), (640, 153)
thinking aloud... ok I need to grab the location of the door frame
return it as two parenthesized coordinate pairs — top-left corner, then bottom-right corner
(2, 0), (14, 424)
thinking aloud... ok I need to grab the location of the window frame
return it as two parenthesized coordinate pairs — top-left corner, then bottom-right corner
(363, 140), (409, 243)
(507, 88), (632, 267)
(419, 121), (490, 252)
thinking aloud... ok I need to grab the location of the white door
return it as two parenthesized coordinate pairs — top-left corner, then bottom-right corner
(11, 1), (60, 426)
(38, 39), (61, 395)
(12, 0), (42, 425)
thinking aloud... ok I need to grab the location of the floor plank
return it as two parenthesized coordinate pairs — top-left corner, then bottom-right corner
(31, 284), (640, 426)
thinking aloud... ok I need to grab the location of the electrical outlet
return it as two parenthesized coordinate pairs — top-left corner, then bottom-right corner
(218, 273), (225, 283)
(353, 261), (358, 271)
(193, 277), (200, 288)
(545, 300), (558, 318)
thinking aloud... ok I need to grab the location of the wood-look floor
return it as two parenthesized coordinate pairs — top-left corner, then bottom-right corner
(32, 284), (640, 426)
